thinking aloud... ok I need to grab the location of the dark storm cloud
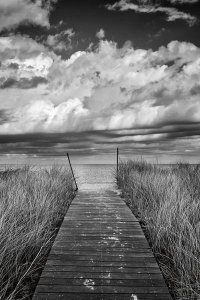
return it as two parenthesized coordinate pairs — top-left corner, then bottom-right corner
(0, 76), (48, 89)
(1, 121), (200, 156)
(190, 84), (200, 96)
(0, 132), (95, 149)
(8, 63), (19, 70)
(0, 110), (10, 125)
(0, 78), (16, 89)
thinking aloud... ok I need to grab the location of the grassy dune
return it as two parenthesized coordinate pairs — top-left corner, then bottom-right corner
(0, 166), (74, 300)
(117, 160), (200, 300)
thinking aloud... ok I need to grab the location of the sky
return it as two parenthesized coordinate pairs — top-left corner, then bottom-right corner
(1, 0), (200, 164)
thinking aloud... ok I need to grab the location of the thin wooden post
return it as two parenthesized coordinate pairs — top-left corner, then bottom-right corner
(67, 152), (78, 191)
(117, 147), (119, 182)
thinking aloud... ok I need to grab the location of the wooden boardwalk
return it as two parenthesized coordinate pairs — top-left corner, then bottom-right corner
(33, 189), (172, 300)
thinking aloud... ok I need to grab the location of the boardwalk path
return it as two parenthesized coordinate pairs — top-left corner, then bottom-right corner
(33, 186), (172, 300)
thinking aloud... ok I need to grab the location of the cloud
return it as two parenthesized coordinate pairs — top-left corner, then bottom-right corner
(169, 0), (198, 3)
(138, 0), (198, 3)
(0, 35), (54, 90)
(1, 35), (200, 159)
(0, 77), (48, 89)
(1, 127), (200, 161)
(0, 110), (10, 125)
(0, 0), (57, 32)
(0, 35), (46, 60)
(106, 0), (197, 26)
(46, 29), (75, 52)
(96, 29), (105, 39)
(0, 97), (89, 136)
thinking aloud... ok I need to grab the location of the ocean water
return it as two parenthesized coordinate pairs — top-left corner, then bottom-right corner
(73, 164), (116, 191)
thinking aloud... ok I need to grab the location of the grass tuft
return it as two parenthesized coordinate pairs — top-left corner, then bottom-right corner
(117, 160), (200, 300)
(0, 165), (74, 300)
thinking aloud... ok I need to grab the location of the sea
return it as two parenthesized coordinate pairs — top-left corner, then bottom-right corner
(73, 164), (116, 191)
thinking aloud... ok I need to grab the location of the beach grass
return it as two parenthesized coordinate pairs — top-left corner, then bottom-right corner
(117, 160), (200, 300)
(0, 165), (75, 300)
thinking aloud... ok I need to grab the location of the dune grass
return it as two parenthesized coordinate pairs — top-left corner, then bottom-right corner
(0, 165), (75, 300)
(117, 160), (200, 300)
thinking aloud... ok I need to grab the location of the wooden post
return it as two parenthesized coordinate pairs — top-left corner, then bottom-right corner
(117, 147), (119, 182)
(67, 152), (78, 191)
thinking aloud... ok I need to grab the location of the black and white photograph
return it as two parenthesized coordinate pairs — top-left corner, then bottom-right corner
(0, 0), (200, 299)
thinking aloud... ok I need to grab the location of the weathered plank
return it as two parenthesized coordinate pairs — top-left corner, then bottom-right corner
(45, 260), (159, 268)
(34, 293), (172, 300)
(40, 266), (162, 274)
(33, 190), (172, 300)
(40, 272), (164, 280)
(35, 285), (170, 294)
(47, 254), (155, 261)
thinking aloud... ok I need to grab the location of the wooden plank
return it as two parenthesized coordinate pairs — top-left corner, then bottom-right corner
(34, 293), (172, 300)
(58, 233), (145, 237)
(51, 247), (152, 254)
(33, 189), (172, 300)
(52, 245), (151, 251)
(40, 272), (164, 280)
(47, 254), (155, 261)
(45, 260), (159, 268)
(60, 223), (141, 227)
(37, 279), (168, 294)
(54, 240), (150, 246)
(35, 285), (170, 294)
(56, 235), (146, 240)
(38, 278), (166, 287)
(50, 249), (154, 256)
(51, 247), (152, 253)
(41, 265), (162, 273)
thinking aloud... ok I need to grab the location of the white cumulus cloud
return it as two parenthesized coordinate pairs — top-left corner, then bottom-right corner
(0, 0), (57, 32)
(1, 35), (200, 144)
(46, 29), (75, 52)
(96, 29), (105, 39)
